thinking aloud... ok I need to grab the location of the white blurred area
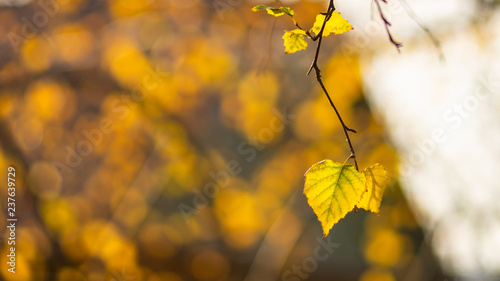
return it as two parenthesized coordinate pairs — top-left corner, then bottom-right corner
(339, 0), (500, 278)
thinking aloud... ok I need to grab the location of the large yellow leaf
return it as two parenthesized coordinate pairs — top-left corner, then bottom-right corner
(358, 164), (388, 214)
(282, 29), (308, 54)
(304, 160), (366, 237)
(311, 12), (353, 37)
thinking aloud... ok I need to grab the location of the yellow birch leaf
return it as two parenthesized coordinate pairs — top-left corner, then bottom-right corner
(252, 5), (295, 17)
(304, 160), (366, 237)
(358, 164), (388, 214)
(311, 12), (353, 37)
(282, 29), (308, 54)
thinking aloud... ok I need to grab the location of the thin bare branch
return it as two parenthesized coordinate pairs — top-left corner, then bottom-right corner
(306, 0), (359, 170)
(399, 0), (444, 61)
(374, 0), (403, 51)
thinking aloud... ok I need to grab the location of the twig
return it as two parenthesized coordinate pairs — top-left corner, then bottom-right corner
(306, 0), (359, 171)
(374, 0), (403, 51)
(399, 0), (444, 61)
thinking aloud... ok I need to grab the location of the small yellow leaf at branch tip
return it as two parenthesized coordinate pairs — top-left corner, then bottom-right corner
(310, 12), (353, 37)
(282, 29), (308, 54)
(252, 5), (295, 17)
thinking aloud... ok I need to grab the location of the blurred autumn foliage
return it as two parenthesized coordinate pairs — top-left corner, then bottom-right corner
(0, 0), (444, 281)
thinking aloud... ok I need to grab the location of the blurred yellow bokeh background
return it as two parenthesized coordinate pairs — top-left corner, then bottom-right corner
(0, 0), (444, 281)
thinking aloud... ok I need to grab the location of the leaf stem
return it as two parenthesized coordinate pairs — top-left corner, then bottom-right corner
(342, 154), (354, 166)
(307, 0), (359, 171)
